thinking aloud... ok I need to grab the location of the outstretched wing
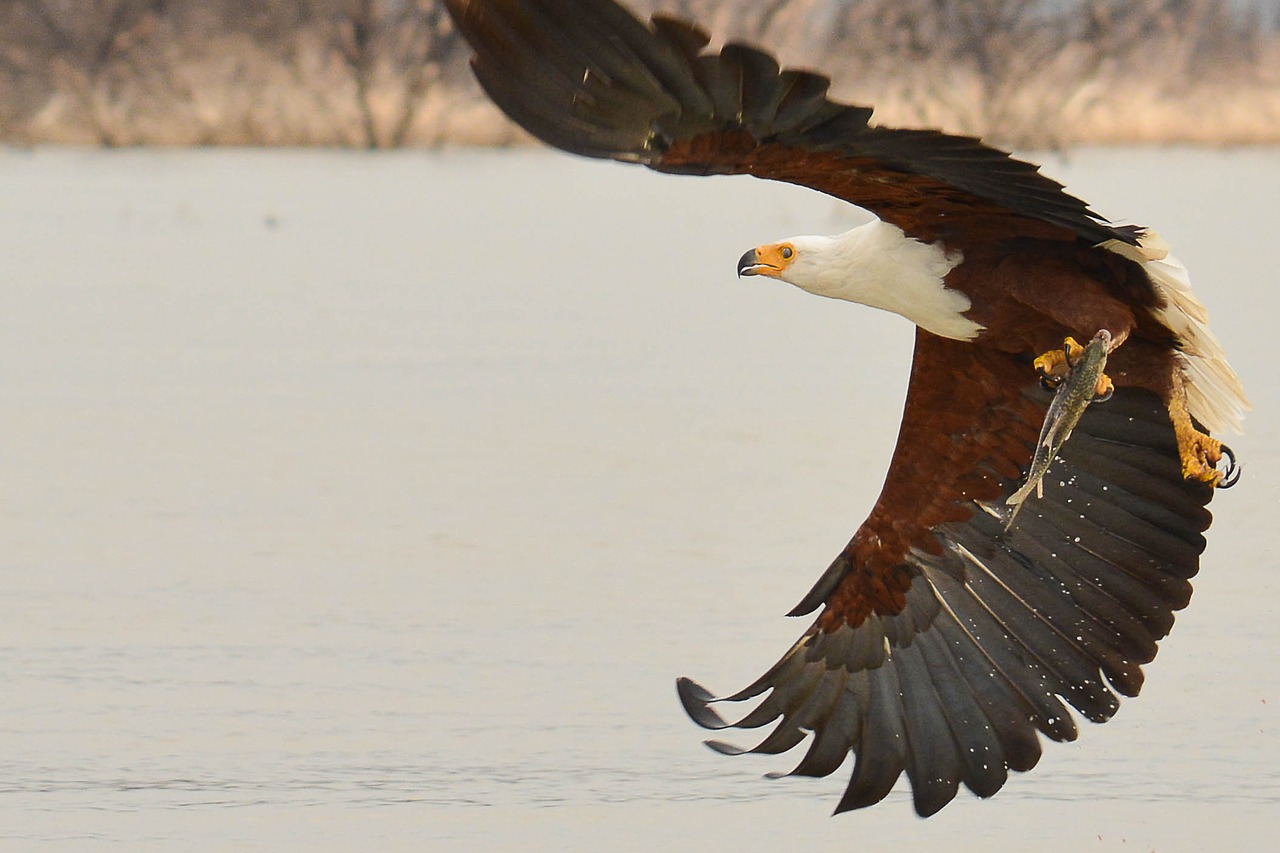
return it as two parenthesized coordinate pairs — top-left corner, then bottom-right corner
(443, 0), (1139, 247)
(679, 330), (1213, 815)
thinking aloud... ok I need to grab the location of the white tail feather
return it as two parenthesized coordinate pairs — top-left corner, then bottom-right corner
(1103, 232), (1248, 435)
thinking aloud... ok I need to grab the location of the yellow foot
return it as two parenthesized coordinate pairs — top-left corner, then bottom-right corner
(1168, 383), (1240, 487)
(1093, 373), (1113, 402)
(1034, 336), (1114, 401)
(1034, 336), (1083, 388)
(1174, 419), (1239, 487)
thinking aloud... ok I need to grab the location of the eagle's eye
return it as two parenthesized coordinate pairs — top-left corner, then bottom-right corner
(781, 246), (794, 260)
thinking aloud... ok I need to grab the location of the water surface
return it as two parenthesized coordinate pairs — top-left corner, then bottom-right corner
(1, 147), (1277, 850)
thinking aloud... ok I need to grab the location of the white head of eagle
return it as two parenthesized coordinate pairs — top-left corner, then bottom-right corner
(737, 219), (982, 342)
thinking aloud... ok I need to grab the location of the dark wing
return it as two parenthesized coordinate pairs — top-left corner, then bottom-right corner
(443, 0), (1139, 247)
(679, 330), (1212, 815)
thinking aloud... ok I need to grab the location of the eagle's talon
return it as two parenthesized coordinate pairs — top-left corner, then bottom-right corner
(1093, 373), (1114, 403)
(1033, 346), (1071, 387)
(1218, 443), (1240, 489)
(1179, 430), (1230, 485)
(1034, 336), (1113, 401)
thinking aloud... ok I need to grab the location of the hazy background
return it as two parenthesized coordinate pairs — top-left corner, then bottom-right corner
(1, 0), (1280, 148)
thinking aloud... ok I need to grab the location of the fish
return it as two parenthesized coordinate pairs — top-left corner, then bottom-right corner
(1005, 330), (1113, 529)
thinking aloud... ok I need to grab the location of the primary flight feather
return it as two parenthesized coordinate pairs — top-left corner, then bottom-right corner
(444, 0), (1247, 816)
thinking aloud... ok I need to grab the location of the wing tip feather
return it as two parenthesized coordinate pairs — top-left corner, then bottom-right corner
(676, 676), (729, 729)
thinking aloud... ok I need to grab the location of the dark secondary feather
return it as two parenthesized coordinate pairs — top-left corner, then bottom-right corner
(444, 0), (1140, 247)
(443, 0), (1216, 816)
(678, 332), (1211, 816)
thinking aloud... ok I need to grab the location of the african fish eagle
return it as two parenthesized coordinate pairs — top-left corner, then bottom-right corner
(443, 0), (1249, 816)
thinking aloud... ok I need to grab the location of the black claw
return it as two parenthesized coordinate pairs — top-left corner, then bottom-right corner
(1217, 443), (1240, 489)
(1092, 386), (1113, 403)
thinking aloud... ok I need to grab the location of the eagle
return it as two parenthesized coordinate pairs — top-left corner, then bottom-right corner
(443, 0), (1249, 816)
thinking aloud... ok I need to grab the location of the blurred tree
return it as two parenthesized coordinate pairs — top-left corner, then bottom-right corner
(0, 0), (1273, 146)
(4, 0), (165, 144)
(319, 0), (467, 148)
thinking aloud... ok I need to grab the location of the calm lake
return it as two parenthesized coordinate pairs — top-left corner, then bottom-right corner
(1, 146), (1278, 850)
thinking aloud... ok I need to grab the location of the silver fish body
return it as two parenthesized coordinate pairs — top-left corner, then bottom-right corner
(1005, 330), (1112, 528)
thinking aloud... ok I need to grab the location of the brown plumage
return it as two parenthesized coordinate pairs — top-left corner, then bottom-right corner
(444, 0), (1246, 816)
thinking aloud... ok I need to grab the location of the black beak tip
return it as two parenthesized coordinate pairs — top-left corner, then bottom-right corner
(736, 248), (758, 277)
